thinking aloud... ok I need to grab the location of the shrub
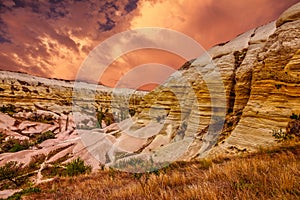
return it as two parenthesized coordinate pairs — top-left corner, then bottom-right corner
(1, 138), (31, 153)
(113, 157), (167, 173)
(0, 161), (26, 186)
(129, 108), (136, 117)
(272, 113), (300, 143)
(28, 113), (54, 123)
(9, 143), (27, 152)
(96, 108), (106, 128)
(65, 158), (91, 176)
(0, 104), (16, 116)
(287, 114), (300, 137)
(7, 186), (41, 200)
(37, 130), (55, 144)
(198, 159), (213, 170)
(42, 164), (66, 177)
(28, 154), (46, 170)
(290, 113), (300, 120)
(272, 129), (293, 143)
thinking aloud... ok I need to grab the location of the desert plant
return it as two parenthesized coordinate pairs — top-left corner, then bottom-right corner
(198, 159), (213, 170)
(290, 113), (300, 120)
(7, 186), (41, 200)
(96, 107), (115, 128)
(272, 113), (300, 143)
(287, 113), (300, 137)
(1, 138), (31, 153)
(0, 161), (25, 186)
(0, 104), (16, 116)
(28, 113), (55, 123)
(272, 129), (293, 143)
(42, 164), (66, 177)
(129, 108), (136, 117)
(113, 157), (167, 173)
(28, 154), (46, 170)
(96, 107), (107, 128)
(37, 130), (55, 144)
(65, 158), (91, 176)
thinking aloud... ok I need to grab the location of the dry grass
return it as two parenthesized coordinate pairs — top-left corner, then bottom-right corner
(23, 144), (300, 200)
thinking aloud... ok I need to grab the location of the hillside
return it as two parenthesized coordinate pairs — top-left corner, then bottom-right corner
(16, 143), (300, 200)
(90, 2), (300, 167)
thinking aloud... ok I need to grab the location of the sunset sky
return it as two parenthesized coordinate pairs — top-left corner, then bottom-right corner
(0, 0), (299, 89)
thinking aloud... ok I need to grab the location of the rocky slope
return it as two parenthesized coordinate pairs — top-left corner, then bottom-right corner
(0, 2), (300, 184)
(94, 2), (300, 167)
(0, 70), (146, 184)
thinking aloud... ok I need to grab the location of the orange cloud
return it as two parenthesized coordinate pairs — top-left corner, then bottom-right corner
(0, 0), (299, 90)
(100, 49), (186, 90)
(131, 0), (299, 49)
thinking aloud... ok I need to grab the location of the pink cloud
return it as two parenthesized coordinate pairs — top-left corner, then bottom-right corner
(0, 0), (298, 90)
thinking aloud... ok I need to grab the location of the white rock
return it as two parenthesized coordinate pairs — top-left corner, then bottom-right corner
(276, 2), (300, 27)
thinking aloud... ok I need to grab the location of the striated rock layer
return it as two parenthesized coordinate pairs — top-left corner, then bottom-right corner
(100, 2), (300, 165)
(0, 70), (146, 127)
(0, 71), (146, 173)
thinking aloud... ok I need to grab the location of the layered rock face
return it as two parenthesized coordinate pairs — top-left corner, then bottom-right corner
(0, 70), (145, 115)
(222, 3), (300, 153)
(98, 2), (300, 165)
(0, 71), (146, 173)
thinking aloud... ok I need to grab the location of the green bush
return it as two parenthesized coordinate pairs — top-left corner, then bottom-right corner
(9, 143), (28, 152)
(290, 113), (300, 120)
(1, 138), (31, 153)
(65, 158), (91, 176)
(0, 161), (26, 187)
(7, 187), (41, 200)
(37, 130), (55, 144)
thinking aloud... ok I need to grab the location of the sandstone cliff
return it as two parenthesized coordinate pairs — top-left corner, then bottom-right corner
(100, 2), (300, 167)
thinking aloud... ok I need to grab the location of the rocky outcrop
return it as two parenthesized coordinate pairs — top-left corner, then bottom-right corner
(94, 2), (300, 165)
(0, 2), (299, 176)
(220, 3), (300, 154)
(0, 70), (145, 115)
(276, 2), (300, 27)
(0, 71), (146, 182)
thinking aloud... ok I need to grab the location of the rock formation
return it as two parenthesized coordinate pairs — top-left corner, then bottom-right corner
(0, 2), (299, 177)
(0, 70), (146, 174)
(97, 2), (300, 166)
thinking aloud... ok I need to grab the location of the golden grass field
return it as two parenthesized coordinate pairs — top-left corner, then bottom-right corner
(19, 143), (300, 200)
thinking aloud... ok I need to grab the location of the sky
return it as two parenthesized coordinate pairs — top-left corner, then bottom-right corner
(0, 0), (299, 90)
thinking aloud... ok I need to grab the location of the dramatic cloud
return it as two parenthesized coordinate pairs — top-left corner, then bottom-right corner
(131, 0), (300, 49)
(0, 0), (298, 90)
(0, 0), (139, 80)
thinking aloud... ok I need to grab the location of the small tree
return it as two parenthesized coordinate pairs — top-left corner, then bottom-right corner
(96, 107), (107, 128)
(37, 130), (55, 144)
(66, 158), (91, 176)
(1, 138), (31, 153)
(0, 161), (25, 186)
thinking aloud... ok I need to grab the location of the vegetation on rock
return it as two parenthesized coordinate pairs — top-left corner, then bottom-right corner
(272, 113), (300, 143)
